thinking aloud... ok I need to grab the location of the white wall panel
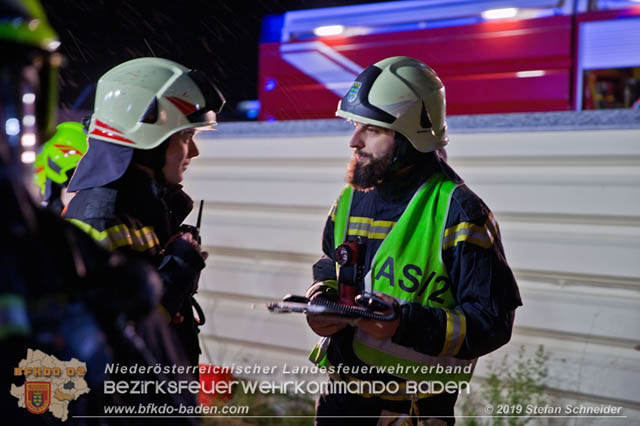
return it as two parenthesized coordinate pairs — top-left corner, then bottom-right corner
(186, 123), (640, 417)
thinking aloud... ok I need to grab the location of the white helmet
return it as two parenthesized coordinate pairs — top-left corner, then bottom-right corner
(336, 56), (448, 153)
(88, 57), (225, 150)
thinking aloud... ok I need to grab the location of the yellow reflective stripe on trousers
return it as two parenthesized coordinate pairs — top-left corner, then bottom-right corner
(67, 218), (160, 252)
(439, 309), (467, 357)
(442, 212), (498, 250)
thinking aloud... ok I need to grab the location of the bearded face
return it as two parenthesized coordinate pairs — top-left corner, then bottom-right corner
(346, 145), (395, 191)
(344, 122), (396, 190)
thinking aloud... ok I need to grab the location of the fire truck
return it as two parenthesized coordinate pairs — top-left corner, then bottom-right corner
(258, 0), (640, 120)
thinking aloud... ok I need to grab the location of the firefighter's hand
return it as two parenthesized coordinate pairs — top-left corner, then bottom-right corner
(179, 232), (208, 261)
(165, 232), (208, 261)
(355, 293), (400, 340)
(307, 316), (346, 337)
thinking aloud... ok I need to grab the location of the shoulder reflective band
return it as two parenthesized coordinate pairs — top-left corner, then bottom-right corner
(442, 212), (498, 250)
(67, 219), (160, 252)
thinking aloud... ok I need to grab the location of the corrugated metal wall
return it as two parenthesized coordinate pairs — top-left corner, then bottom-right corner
(183, 114), (640, 424)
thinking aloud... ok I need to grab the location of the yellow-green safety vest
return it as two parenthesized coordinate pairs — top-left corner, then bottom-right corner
(310, 172), (475, 383)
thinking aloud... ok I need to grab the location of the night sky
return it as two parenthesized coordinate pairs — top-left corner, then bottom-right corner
(41, 0), (388, 121)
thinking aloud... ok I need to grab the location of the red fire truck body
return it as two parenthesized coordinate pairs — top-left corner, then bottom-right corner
(258, 0), (640, 120)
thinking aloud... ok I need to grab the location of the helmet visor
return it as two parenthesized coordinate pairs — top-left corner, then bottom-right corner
(186, 69), (225, 124)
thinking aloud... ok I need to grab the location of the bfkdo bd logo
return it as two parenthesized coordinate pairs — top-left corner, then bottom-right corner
(26, 382), (51, 414)
(10, 349), (90, 422)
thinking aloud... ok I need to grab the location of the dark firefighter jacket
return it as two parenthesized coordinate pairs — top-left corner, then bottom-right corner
(307, 153), (522, 382)
(2, 180), (197, 424)
(64, 166), (204, 368)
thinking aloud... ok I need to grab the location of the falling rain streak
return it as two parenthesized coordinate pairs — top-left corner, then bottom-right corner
(41, 0), (389, 117)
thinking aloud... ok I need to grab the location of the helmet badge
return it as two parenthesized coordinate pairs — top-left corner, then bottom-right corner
(346, 82), (362, 102)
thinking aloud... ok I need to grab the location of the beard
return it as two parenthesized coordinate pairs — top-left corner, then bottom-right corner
(346, 148), (395, 191)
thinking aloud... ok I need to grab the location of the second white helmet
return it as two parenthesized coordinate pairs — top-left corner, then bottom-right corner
(88, 57), (225, 149)
(336, 56), (448, 153)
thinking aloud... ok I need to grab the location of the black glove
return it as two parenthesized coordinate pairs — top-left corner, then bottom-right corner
(159, 237), (206, 316)
(305, 281), (338, 302)
(164, 237), (205, 273)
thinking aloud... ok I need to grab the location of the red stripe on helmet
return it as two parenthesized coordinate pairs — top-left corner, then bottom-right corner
(95, 119), (123, 134)
(53, 144), (84, 155)
(167, 96), (197, 116)
(90, 128), (136, 144)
